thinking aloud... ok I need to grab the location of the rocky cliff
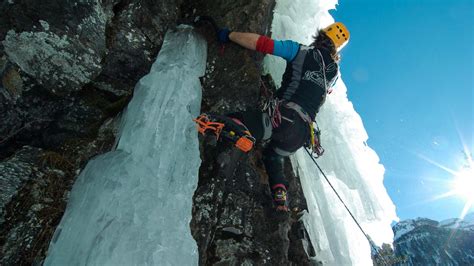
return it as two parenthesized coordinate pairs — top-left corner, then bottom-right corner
(1, 0), (182, 264)
(392, 214), (474, 265)
(1, 0), (318, 265)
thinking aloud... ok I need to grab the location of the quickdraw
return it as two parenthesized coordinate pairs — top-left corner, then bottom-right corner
(259, 77), (282, 128)
(261, 97), (282, 128)
(307, 122), (325, 158)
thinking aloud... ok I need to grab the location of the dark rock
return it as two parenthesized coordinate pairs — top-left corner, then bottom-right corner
(192, 145), (314, 265)
(0, 146), (42, 224)
(0, 0), (182, 264)
(181, 0), (275, 114)
(1, 64), (23, 101)
(94, 0), (182, 97)
(1, 0), (112, 154)
(40, 96), (104, 148)
(0, 118), (118, 266)
(1, 0), (108, 95)
(0, 0), (180, 155)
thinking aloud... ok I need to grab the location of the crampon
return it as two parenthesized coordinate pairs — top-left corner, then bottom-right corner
(194, 114), (256, 153)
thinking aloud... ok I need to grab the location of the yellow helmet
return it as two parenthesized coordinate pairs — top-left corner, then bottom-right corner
(322, 22), (350, 50)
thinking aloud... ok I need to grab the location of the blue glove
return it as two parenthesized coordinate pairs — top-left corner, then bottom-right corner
(217, 28), (231, 43)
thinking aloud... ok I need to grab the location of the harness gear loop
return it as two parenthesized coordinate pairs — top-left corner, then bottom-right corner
(260, 90), (326, 156)
(259, 77), (282, 128)
(260, 96), (282, 128)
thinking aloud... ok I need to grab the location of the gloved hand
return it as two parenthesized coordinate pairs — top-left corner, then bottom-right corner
(217, 28), (231, 43)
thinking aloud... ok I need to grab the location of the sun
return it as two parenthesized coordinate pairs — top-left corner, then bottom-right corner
(449, 157), (474, 218)
(451, 167), (474, 201)
(415, 147), (474, 219)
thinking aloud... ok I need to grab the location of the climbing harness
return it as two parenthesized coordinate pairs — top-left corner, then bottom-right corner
(194, 114), (255, 153)
(303, 147), (391, 265)
(260, 83), (325, 158)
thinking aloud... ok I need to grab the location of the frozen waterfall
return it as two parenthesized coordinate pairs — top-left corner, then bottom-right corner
(44, 26), (206, 266)
(265, 0), (398, 265)
(44, 1), (398, 265)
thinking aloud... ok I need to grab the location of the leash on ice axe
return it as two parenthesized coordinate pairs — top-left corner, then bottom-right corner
(304, 147), (391, 265)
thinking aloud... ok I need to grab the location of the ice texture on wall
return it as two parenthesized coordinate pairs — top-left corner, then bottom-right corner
(265, 1), (398, 265)
(45, 26), (206, 266)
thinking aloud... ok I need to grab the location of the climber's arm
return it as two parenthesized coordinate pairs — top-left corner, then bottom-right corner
(229, 32), (260, 50)
(229, 32), (300, 62)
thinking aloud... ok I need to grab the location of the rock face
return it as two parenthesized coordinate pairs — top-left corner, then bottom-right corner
(0, 119), (118, 265)
(2, 0), (106, 94)
(0, 0), (180, 264)
(182, 0), (318, 264)
(180, 0), (275, 114)
(391, 215), (474, 266)
(1, 0), (318, 264)
(192, 144), (315, 265)
(0, 0), (181, 155)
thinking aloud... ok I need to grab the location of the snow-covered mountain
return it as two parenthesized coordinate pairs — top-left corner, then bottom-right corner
(392, 213), (474, 265)
(439, 212), (474, 231)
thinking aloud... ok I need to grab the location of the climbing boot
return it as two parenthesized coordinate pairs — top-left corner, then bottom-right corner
(272, 184), (289, 212)
(194, 114), (255, 152)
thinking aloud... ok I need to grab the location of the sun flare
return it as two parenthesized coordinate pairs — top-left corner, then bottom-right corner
(451, 168), (474, 201)
(416, 145), (474, 218)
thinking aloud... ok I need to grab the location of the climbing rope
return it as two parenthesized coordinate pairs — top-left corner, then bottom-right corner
(303, 147), (391, 266)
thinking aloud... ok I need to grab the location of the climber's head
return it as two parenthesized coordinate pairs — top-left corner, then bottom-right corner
(323, 22), (350, 51)
(312, 22), (350, 61)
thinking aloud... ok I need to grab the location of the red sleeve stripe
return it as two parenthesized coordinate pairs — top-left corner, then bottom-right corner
(256, 35), (274, 54)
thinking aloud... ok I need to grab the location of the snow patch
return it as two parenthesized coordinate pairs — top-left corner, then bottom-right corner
(393, 220), (416, 240)
(439, 212), (474, 230)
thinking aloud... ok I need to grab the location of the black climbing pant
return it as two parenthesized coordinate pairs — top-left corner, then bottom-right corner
(230, 105), (310, 190)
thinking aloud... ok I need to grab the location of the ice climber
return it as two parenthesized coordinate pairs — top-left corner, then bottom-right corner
(195, 22), (350, 212)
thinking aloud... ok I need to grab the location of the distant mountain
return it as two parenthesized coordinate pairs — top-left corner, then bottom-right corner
(392, 213), (474, 265)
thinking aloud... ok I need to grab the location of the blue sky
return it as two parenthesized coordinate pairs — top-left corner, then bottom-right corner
(331, 0), (473, 221)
